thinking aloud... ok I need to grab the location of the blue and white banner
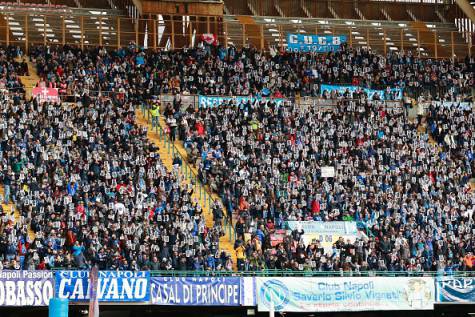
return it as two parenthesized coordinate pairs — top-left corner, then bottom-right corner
(285, 221), (359, 253)
(198, 95), (285, 108)
(285, 221), (357, 235)
(0, 271), (54, 306)
(436, 277), (475, 303)
(151, 277), (242, 306)
(256, 277), (434, 312)
(320, 84), (403, 101)
(55, 271), (150, 302)
(287, 34), (346, 53)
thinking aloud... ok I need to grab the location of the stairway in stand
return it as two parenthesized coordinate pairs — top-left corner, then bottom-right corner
(1, 58), (38, 243)
(135, 109), (238, 270)
(0, 186), (36, 242)
(17, 58), (40, 100)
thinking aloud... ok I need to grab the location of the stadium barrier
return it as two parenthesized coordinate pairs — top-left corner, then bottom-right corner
(0, 12), (473, 60)
(1, 270), (475, 309)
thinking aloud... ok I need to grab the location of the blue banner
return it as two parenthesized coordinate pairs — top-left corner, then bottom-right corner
(55, 271), (150, 302)
(320, 84), (403, 100)
(198, 95), (285, 108)
(287, 34), (346, 53)
(436, 277), (475, 303)
(150, 277), (241, 306)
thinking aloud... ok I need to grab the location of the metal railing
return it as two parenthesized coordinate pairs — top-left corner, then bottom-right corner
(147, 269), (475, 277)
(138, 103), (236, 244)
(0, 12), (472, 59)
(48, 267), (475, 277)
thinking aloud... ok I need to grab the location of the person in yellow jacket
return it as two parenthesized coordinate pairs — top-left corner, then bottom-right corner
(150, 101), (160, 128)
(235, 244), (246, 271)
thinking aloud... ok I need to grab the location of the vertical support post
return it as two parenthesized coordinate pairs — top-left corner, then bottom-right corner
(417, 28), (421, 57)
(400, 28), (403, 52)
(43, 16), (47, 46)
(99, 16), (103, 47)
(188, 17), (192, 47)
(279, 25), (283, 49)
(171, 15), (175, 49)
(153, 16), (157, 49)
(468, 30), (472, 57)
(224, 21), (228, 47)
(4, 16), (8, 47)
(383, 29), (386, 55)
(135, 19), (139, 50)
(206, 16), (210, 34)
(348, 28), (352, 47)
(451, 30), (454, 60)
(242, 24), (246, 47)
(80, 16), (84, 50)
(434, 30), (437, 59)
(62, 16), (65, 46)
(25, 15), (29, 54)
(260, 25), (264, 51)
(117, 17), (121, 49)
(366, 28), (369, 48)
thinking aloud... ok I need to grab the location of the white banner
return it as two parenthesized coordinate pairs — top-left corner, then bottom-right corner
(256, 277), (435, 312)
(321, 166), (335, 178)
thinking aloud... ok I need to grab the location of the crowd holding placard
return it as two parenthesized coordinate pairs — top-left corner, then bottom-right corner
(0, 44), (474, 273)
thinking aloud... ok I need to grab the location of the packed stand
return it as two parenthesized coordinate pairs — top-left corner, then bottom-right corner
(0, 93), (232, 271)
(0, 46), (27, 95)
(172, 97), (475, 273)
(1, 44), (474, 273)
(31, 45), (473, 100)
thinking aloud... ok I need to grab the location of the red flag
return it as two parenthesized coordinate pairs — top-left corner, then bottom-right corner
(201, 33), (217, 45)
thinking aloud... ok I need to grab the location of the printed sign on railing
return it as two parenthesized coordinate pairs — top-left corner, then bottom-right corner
(150, 277), (242, 306)
(285, 221), (359, 253)
(32, 87), (60, 103)
(436, 277), (475, 303)
(198, 95), (285, 108)
(55, 271), (150, 302)
(287, 34), (347, 53)
(256, 277), (435, 312)
(320, 84), (403, 101)
(0, 271), (54, 306)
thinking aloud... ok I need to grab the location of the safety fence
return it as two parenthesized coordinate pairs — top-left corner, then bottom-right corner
(1, 270), (475, 309)
(0, 12), (472, 59)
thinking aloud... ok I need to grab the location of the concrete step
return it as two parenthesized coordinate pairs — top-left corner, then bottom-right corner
(0, 186), (36, 242)
(16, 58), (40, 100)
(135, 109), (237, 269)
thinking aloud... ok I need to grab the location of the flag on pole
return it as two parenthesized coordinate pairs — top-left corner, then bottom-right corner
(144, 22), (148, 49)
(88, 265), (99, 317)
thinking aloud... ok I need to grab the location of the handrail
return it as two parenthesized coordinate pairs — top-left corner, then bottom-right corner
(138, 103), (236, 245)
(48, 268), (475, 277)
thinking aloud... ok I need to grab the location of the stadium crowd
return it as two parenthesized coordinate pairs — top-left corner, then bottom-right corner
(30, 44), (473, 100)
(0, 91), (230, 271)
(0, 44), (474, 273)
(173, 96), (475, 272)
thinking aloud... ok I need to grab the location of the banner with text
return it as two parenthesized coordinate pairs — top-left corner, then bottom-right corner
(32, 87), (60, 103)
(320, 84), (403, 101)
(285, 221), (359, 253)
(0, 271), (54, 306)
(287, 34), (346, 53)
(436, 277), (475, 303)
(256, 277), (435, 312)
(198, 95), (285, 108)
(150, 277), (242, 306)
(55, 271), (150, 302)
